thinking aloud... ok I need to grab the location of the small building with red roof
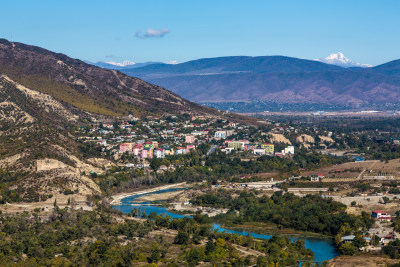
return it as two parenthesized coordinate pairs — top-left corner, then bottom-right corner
(372, 210), (392, 221)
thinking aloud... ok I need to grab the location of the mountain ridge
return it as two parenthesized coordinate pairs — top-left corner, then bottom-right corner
(88, 60), (162, 70)
(0, 38), (221, 118)
(122, 55), (400, 105)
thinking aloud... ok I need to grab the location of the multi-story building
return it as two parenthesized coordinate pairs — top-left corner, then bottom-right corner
(141, 148), (153, 159)
(261, 143), (274, 155)
(227, 141), (245, 150)
(154, 148), (165, 158)
(119, 143), (134, 153)
(185, 135), (195, 143)
(214, 131), (227, 139)
(244, 143), (257, 151)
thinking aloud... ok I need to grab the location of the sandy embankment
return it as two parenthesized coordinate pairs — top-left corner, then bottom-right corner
(171, 203), (229, 217)
(134, 190), (184, 202)
(110, 183), (186, 205)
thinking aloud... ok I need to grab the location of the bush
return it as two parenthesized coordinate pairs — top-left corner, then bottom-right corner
(174, 230), (189, 245)
(63, 189), (74, 195)
(339, 243), (357, 255)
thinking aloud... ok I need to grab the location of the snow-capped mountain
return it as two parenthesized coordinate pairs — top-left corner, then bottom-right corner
(87, 60), (163, 70)
(166, 60), (178, 65)
(104, 60), (136, 67)
(315, 52), (372, 68)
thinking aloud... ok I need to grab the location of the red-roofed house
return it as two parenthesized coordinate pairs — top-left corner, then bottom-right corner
(372, 210), (392, 221)
(186, 145), (195, 153)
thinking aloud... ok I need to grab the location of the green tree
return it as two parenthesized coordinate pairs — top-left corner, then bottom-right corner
(150, 157), (162, 172)
(353, 234), (366, 248)
(149, 244), (161, 263)
(174, 230), (189, 245)
(339, 242), (357, 255)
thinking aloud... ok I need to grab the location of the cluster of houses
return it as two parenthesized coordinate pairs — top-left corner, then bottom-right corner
(341, 210), (396, 248)
(220, 140), (295, 157)
(79, 115), (301, 164)
(119, 140), (195, 159)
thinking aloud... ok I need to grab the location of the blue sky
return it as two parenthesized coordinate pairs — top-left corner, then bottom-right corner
(1, 0), (399, 65)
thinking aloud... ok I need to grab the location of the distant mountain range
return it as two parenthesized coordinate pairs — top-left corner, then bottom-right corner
(85, 60), (162, 70)
(121, 55), (400, 106)
(88, 60), (179, 70)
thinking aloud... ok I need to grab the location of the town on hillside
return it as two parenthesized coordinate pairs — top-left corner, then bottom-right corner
(76, 115), (295, 171)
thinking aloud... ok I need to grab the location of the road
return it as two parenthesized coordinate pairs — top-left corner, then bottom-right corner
(357, 160), (378, 179)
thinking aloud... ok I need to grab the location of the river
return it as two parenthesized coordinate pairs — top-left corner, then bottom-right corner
(113, 187), (339, 262)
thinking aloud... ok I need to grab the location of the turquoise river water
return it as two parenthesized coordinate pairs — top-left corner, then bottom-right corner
(113, 188), (339, 262)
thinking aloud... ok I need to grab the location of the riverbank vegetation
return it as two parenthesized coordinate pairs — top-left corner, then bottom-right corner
(0, 205), (315, 266)
(91, 146), (347, 196)
(191, 190), (374, 237)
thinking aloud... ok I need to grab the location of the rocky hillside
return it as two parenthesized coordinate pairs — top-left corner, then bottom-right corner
(0, 38), (217, 117)
(0, 75), (102, 202)
(123, 56), (400, 105)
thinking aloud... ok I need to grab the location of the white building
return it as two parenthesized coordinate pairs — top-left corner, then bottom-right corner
(253, 148), (266, 155)
(214, 131), (227, 139)
(154, 149), (165, 158)
(175, 147), (187, 155)
(284, 146), (295, 155)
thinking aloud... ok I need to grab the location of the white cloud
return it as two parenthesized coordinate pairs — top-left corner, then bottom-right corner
(135, 28), (170, 39)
